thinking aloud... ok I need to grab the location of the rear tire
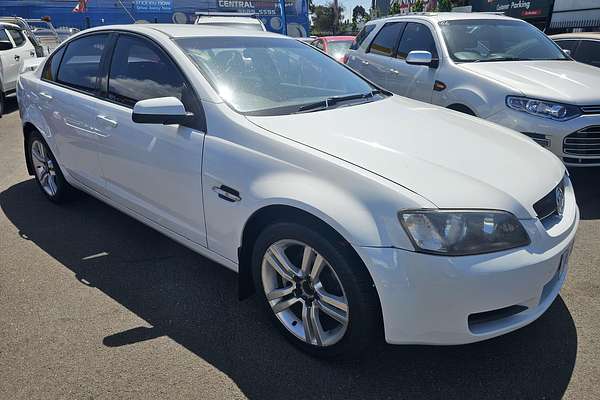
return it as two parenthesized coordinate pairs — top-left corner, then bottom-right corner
(252, 221), (382, 358)
(28, 130), (73, 203)
(0, 91), (5, 118)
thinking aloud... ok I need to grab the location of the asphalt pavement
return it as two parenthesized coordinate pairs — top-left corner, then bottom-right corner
(1, 97), (599, 399)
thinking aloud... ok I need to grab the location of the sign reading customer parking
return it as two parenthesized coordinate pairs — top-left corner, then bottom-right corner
(471, 0), (551, 19)
(134, 0), (173, 12)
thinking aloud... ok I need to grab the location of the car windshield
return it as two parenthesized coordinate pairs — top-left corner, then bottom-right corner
(327, 40), (353, 57)
(176, 36), (382, 115)
(439, 19), (568, 63)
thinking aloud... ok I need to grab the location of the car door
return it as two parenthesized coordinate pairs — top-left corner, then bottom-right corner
(37, 32), (110, 194)
(6, 27), (36, 72)
(0, 28), (20, 92)
(573, 40), (600, 68)
(358, 22), (405, 85)
(385, 22), (439, 102)
(96, 33), (208, 246)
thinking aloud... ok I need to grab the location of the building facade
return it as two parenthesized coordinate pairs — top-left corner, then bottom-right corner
(0, 0), (310, 36)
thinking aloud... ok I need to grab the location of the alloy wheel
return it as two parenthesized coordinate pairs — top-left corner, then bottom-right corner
(261, 239), (349, 347)
(31, 139), (58, 197)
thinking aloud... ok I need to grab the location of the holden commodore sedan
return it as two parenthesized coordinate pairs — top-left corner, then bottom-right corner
(17, 24), (578, 357)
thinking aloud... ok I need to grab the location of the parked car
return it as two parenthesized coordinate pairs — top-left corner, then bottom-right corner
(0, 22), (36, 116)
(346, 13), (600, 166)
(18, 24), (578, 357)
(26, 19), (62, 54)
(311, 36), (355, 63)
(0, 16), (46, 57)
(194, 12), (267, 32)
(552, 32), (600, 69)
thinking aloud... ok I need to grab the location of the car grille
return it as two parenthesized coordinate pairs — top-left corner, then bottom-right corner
(533, 179), (564, 221)
(580, 105), (600, 114)
(563, 126), (600, 159)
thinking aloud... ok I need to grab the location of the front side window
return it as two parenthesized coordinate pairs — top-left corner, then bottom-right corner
(176, 36), (381, 116)
(350, 24), (375, 50)
(440, 19), (568, 63)
(7, 28), (25, 47)
(575, 40), (600, 67)
(107, 35), (186, 107)
(0, 29), (11, 46)
(57, 34), (108, 93)
(396, 23), (438, 59)
(554, 39), (579, 54)
(368, 22), (405, 57)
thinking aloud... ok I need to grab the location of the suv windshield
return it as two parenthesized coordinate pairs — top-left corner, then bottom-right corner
(440, 19), (568, 63)
(176, 36), (383, 116)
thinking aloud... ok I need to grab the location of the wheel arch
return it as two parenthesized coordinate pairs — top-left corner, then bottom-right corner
(237, 203), (382, 324)
(23, 121), (37, 175)
(446, 103), (477, 116)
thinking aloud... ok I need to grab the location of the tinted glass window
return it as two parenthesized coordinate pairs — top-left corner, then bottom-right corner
(0, 29), (11, 45)
(7, 28), (25, 46)
(368, 22), (404, 57)
(42, 46), (66, 81)
(350, 24), (375, 50)
(57, 34), (108, 92)
(575, 40), (600, 67)
(440, 19), (567, 62)
(108, 35), (186, 107)
(554, 39), (579, 54)
(314, 40), (324, 50)
(397, 23), (437, 59)
(176, 36), (380, 116)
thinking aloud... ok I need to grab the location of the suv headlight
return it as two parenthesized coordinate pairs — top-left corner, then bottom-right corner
(506, 96), (580, 121)
(399, 210), (530, 256)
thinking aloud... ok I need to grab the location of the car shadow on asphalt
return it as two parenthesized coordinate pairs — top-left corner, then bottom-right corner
(0, 179), (580, 400)
(1, 96), (19, 117)
(569, 167), (600, 220)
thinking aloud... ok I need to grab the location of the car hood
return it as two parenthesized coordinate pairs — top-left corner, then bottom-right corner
(246, 96), (565, 219)
(460, 60), (600, 104)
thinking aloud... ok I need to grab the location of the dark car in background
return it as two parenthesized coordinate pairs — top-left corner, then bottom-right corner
(552, 32), (600, 69)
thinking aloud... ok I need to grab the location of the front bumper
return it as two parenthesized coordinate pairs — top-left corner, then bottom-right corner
(486, 109), (600, 167)
(358, 189), (579, 345)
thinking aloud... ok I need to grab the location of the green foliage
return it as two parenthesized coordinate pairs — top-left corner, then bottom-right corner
(312, 3), (345, 35)
(389, 1), (401, 15)
(411, 0), (424, 12)
(438, 0), (453, 12)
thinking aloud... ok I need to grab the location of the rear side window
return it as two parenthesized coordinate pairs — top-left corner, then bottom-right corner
(368, 22), (404, 57)
(7, 28), (25, 47)
(575, 40), (600, 67)
(42, 46), (66, 81)
(396, 23), (438, 59)
(0, 29), (11, 45)
(107, 35), (186, 107)
(554, 39), (579, 54)
(350, 24), (375, 50)
(57, 34), (108, 93)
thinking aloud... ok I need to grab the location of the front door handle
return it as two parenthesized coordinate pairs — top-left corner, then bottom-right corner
(39, 92), (53, 100)
(361, 60), (369, 65)
(96, 115), (118, 128)
(389, 68), (400, 74)
(14, 54), (20, 61)
(212, 185), (241, 202)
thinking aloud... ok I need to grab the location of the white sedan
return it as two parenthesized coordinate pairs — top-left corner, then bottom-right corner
(17, 24), (579, 357)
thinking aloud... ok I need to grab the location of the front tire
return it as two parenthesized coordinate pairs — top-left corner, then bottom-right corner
(28, 131), (72, 203)
(0, 91), (5, 117)
(252, 222), (381, 358)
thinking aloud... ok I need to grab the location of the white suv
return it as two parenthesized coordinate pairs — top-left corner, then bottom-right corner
(346, 13), (600, 167)
(0, 22), (36, 116)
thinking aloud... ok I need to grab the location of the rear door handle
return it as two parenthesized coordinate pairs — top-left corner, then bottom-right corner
(212, 185), (241, 202)
(39, 92), (53, 100)
(96, 115), (118, 128)
(389, 69), (400, 74)
(361, 60), (369, 65)
(14, 54), (20, 61)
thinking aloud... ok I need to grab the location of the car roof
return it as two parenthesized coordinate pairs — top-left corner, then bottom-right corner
(83, 23), (285, 39)
(369, 12), (517, 24)
(551, 32), (600, 41)
(0, 21), (20, 29)
(196, 16), (261, 24)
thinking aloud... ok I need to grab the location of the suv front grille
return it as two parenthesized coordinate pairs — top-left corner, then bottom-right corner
(533, 179), (564, 221)
(580, 105), (600, 114)
(563, 126), (600, 157)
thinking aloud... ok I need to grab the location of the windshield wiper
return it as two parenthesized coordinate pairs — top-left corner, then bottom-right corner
(473, 56), (527, 63)
(295, 90), (384, 113)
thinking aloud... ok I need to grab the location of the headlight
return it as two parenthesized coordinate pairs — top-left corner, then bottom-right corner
(398, 210), (530, 256)
(506, 96), (580, 121)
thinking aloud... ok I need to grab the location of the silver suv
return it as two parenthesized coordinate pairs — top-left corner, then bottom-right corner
(346, 12), (600, 166)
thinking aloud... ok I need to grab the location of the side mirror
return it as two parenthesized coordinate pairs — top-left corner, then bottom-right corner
(406, 50), (435, 67)
(0, 41), (13, 51)
(562, 48), (572, 57)
(132, 97), (194, 125)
